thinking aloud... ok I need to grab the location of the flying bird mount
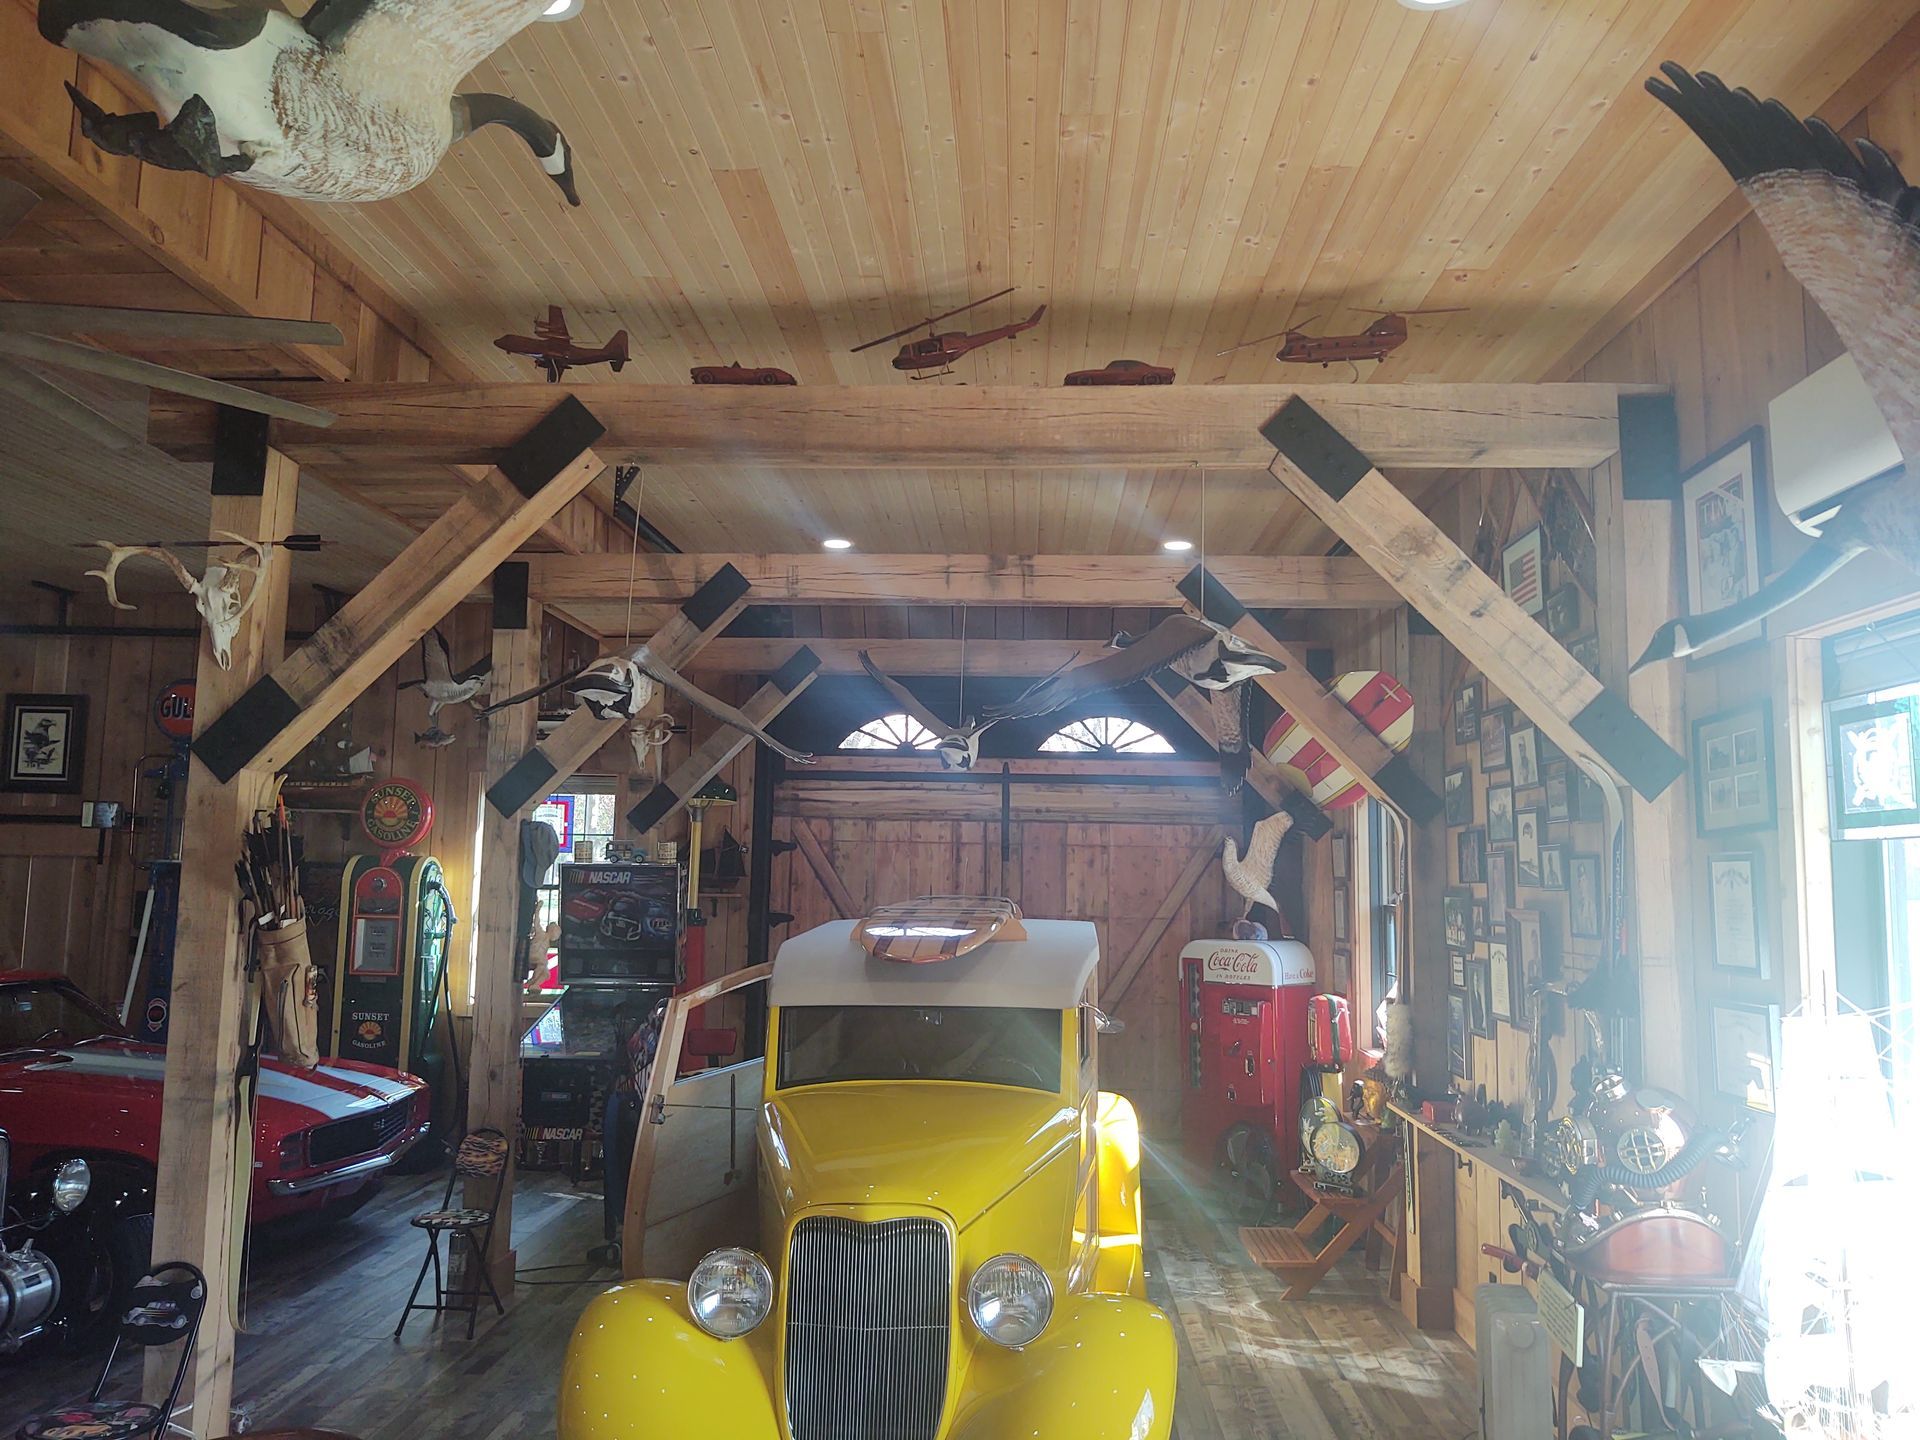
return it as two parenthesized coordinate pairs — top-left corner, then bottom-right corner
(1218, 309), (1467, 376)
(852, 287), (1047, 378)
(495, 307), (630, 382)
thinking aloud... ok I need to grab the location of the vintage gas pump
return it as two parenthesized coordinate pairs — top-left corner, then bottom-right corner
(327, 779), (453, 1118)
(1179, 937), (1317, 1211)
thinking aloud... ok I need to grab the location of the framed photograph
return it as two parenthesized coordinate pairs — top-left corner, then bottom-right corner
(1538, 843), (1567, 891)
(1711, 1002), (1778, 1112)
(1331, 832), (1350, 882)
(1448, 992), (1471, 1079)
(1681, 428), (1769, 656)
(1332, 884), (1350, 944)
(1454, 681), (1482, 746)
(1486, 783), (1515, 845)
(1466, 958), (1493, 1038)
(1488, 939), (1512, 1022)
(1332, 946), (1352, 990)
(1486, 846), (1513, 930)
(1445, 766), (1474, 827)
(1471, 897), (1488, 942)
(1457, 827), (1486, 884)
(1825, 693), (1920, 839)
(3, 694), (88, 794)
(1443, 888), (1471, 951)
(1693, 700), (1776, 836)
(1545, 763), (1571, 823)
(1480, 707), (1511, 774)
(1708, 851), (1766, 976)
(1545, 583), (1582, 641)
(1516, 809), (1543, 887)
(1569, 634), (1600, 676)
(1503, 526), (1545, 615)
(1507, 908), (1545, 1033)
(1569, 853), (1603, 940)
(1450, 950), (1467, 990)
(1509, 725), (1541, 787)
(1573, 763), (1606, 823)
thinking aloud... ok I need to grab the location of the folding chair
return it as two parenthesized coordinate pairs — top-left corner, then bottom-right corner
(16, 1262), (206, 1440)
(394, 1128), (509, 1339)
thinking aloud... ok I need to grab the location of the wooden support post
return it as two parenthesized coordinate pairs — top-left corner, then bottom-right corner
(486, 566), (754, 820)
(1147, 673), (1333, 841)
(191, 397), (608, 782)
(1399, 1124), (1458, 1332)
(145, 410), (297, 1433)
(626, 650), (823, 835)
(1260, 398), (1685, 802)
(1178, 567), (1442, 823)
(463, 564), (542, 1292)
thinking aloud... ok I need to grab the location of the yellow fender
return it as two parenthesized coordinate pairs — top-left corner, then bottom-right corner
(1094, 1090), (1147, 1298)
(947, 1294), (1177, 1439)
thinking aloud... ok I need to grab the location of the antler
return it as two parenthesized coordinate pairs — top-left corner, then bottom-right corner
(208, 528), (273, 624)
(85, 541), (199, 609)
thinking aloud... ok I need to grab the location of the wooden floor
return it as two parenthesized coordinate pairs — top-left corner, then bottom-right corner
(0, 1164), (1474, 1440)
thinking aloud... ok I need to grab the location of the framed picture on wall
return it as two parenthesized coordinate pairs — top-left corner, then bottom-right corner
(1569, 634), (1600, 676)
(1545, 583), (1582, 641)
(1569, 853), (1603, 939)
(1539, 843), (1567, 891)
(1448, 992), (1471, 1079)
(1332, 947), (1352, 990)
(1510, 725), (1541, 787)
(1487, 847), (1513, 930)
(1711, 1002), (1778, 1112)
(1488, 940), (1512, 1022)
(1480, 708), (1511, 774)
(1693, 700), (1776, 835)
(1545, 763), (1571, 823)
(1516, 809), (1543, 886)
(1454, 681), (1482, 745)
(1332, 884), (1350, 943)
(1466, 959), (1493, 1038)
(3, 693), (88, 794)
(1503, 527), (1545, 615)
(1680, 428), (1769, 656)
(1443, 888), (1471, 951)
(1824, 693), (1920, 839)
(1708, 852), (1766, 977)
(1487, 783), (1515, 844)
(1332, 832), (1350, 882)
(1445, 766), (1474, 827)
(1471, 897), (1488, 942)
(1450, 950), (1466, 990)
(1457, 827), (1486, 884)
(1507, 908), (1545, 1033)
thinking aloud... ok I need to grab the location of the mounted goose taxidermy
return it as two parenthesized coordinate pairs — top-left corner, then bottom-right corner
(1634, 64), (1920, 667)
(38, 0), (582, 205)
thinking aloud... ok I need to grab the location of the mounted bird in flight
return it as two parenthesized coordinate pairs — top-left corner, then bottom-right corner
(1634, 63), (1920, 667)
(855, 650), (1073, 773)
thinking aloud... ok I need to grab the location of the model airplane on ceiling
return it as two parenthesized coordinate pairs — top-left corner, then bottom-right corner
(494, 307), (629, 382)
(1217, 308), (1467, 371)
(852, 287), (1047, 377)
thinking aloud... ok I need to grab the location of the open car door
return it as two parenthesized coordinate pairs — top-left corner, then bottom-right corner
(620, 964), (769, 1279)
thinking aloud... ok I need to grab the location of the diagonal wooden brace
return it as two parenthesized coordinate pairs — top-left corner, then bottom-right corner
(1177, 566), (1443, 823)
(627, 648), (823, 833)
(192, 396), (608, 781)
(1259, 398), (1684, 801)
(1147, 672), (1332, 841)
(487, 565), (756, 819)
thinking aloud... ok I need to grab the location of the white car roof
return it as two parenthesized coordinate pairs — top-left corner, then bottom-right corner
(769, 918), (1100, 1010)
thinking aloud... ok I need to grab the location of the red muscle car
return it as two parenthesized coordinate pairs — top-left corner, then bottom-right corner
(0, 970), (429, 1341)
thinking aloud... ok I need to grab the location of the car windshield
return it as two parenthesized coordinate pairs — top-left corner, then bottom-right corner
(0, 983), (120, 1054)
(777, 1005), (1063, 1092)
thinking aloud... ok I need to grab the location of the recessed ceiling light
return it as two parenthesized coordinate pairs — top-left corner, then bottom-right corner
(539, 0), (582, 20)
(1161, 538), (1194, 553)
(1397, 0), (1470, 9)
(822, 537), (854, 551)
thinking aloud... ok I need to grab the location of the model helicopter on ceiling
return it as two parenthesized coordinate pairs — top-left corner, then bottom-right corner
(494, 306), (630, 382)
(852, 286), (1048, 378)
(1217, 307), (1467, 374)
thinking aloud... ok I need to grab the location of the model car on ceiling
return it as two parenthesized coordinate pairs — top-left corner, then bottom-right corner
(0, 970), (429, 1345)
(558, 898), (1176, 1440)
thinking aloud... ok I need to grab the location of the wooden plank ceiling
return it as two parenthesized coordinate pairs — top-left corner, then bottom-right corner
(3, 0), (1918, 594)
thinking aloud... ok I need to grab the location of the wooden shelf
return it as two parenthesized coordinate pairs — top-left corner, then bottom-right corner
(1389, 1102), (1569, 1213)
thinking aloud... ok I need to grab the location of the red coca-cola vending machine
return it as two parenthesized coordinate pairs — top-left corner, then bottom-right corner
(1179, 938), (1318, 1207)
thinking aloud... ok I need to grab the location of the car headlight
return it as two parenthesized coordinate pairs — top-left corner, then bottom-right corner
(967, 1253), (1052, 1349)
(51, 1158), (90, 1214)
(687, 1247), (773, 1339)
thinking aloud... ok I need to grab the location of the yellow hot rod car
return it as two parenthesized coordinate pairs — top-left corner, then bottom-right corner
(558, 902), (1176, 1440)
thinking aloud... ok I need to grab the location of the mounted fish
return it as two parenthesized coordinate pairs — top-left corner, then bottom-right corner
(86, 532), (273, 669)
(481, 654), (815, 766)
(39, 0), (581, 205)
(976, 613), (1286, 791)
(1634, 64), (1920, 665)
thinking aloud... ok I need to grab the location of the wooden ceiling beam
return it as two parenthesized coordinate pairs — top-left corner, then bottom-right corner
(681, 638), (1115, 676)
(1260, 397), (1685, 801)
(1146, 672), (1331, 841)
(147, 383), (1650, 469)
(529, 552), (1396, 613)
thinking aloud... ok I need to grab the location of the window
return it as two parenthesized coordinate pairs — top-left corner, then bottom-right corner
(1364, 799), (1404, 1047)
(840, 712), (939, 751)
(777, 1005), (1063, 1091)
(1039, 716), (1174, 755)
(529, 789), (619, 940)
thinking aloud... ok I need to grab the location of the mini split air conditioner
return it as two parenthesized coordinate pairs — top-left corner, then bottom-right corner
(1768, 353), (1903, 535)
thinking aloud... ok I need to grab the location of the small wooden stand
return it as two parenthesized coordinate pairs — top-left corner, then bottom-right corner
(1241, 1127), (1405, 1301)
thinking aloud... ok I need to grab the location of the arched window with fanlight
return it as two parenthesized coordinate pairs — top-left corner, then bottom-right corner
(839, 712), (940, 752)
(1038, 716), (1175, 756)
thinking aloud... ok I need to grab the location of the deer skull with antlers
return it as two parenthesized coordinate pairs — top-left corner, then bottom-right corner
(87, 532), (273, 669)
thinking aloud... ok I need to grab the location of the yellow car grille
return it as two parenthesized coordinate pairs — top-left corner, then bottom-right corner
(784, 1215), (950, 1440)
